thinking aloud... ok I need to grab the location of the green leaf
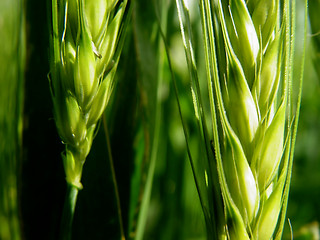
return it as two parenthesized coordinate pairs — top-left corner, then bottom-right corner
(0, 0), (25, 239)
(175, 1), (223, 238)
(127, 1), (162, 238)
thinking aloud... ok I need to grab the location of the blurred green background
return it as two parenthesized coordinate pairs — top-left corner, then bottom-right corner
(0, 0), (319, 239)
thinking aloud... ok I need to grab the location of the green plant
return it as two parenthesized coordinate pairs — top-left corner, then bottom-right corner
(0, 0), (316, 239)
(49, 0), (129, 238)
(175, 0), (307, 239)
(0, 0), (25, 239)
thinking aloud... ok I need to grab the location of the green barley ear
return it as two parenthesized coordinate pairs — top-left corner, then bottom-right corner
(50, 0), (130, 238)
(217, 0), (306, 238)
(217, 1), (306, 238)
(51, 0), (128, 189)
(176, 0), (307, 239)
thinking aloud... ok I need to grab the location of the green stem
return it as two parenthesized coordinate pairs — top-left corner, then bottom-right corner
(103, 115), (126, 240)
(60, 183), (79, 240)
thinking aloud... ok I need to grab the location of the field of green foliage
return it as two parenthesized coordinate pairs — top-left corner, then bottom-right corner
(0, 0), (319, 239)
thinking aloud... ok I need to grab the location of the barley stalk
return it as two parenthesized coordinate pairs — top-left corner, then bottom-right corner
(49, 0), (128, 239)
(176, 0), (307, 239)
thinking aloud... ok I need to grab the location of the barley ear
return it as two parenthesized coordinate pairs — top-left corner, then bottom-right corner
(177, 0), (306, 239)
(51, 0), (128, 189)
(50, 0), (130, 238)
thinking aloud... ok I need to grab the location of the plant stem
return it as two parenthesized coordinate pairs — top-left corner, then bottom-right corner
(103, 115), (126, 240)
(60, 184), (79, 240)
